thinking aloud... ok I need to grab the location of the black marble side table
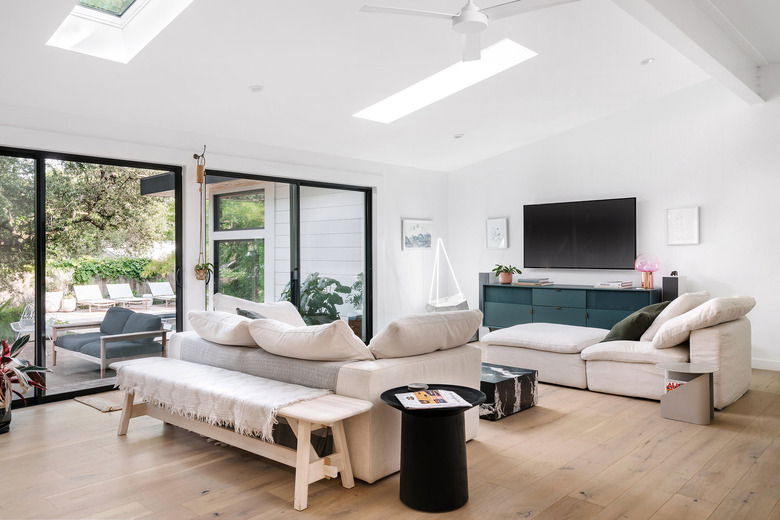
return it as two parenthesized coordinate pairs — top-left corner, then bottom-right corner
(381, 384), (485, 512)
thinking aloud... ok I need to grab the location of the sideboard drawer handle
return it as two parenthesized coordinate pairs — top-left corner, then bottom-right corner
(555, 306), (562, 310)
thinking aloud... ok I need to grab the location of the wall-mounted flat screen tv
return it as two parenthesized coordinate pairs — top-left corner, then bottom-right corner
(524, 197), (637, 269)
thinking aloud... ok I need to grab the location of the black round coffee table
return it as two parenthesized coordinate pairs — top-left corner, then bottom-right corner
(381, 384), (486, 512)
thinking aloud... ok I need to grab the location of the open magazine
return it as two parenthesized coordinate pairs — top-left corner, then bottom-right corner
(395, 389), (471, 409)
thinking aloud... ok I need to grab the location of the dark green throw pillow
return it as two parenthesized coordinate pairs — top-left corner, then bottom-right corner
(236, 308), (266, 319)
(601, 301), (671, 342)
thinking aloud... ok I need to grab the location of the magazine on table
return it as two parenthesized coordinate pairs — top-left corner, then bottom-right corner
(395, 389), (471, 409)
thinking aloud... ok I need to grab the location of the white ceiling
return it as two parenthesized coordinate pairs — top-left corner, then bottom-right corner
(0, 0), (778, 172)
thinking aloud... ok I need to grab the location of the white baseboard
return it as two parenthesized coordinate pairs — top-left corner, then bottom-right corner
(752, 358), (780, 371)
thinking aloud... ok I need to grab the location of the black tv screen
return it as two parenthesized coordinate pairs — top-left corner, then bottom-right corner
(524, 197), (636, 269)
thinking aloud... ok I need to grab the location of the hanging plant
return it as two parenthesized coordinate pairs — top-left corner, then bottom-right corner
(194, 262), (213, 282)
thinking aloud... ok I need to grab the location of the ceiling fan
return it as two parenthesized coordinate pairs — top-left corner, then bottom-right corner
(360, 0), (580, 61)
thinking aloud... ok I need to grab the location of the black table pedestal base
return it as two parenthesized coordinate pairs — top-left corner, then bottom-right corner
(399, 412), (468, 512)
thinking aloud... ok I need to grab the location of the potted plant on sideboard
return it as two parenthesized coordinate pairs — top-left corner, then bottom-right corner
(492, 264), (522, 284)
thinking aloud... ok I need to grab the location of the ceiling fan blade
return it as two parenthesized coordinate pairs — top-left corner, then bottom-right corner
(462, 33), (481, 61)
(360, 5), (455, 20)
(481, 0), (580, 20)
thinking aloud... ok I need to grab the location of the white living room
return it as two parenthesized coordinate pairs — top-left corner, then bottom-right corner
(1, 1), (780, 519)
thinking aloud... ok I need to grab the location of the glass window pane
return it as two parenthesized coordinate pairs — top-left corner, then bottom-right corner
(216, 239), (265, 302)
(215, 190), (265, 231)
(78, 0), (137, 16)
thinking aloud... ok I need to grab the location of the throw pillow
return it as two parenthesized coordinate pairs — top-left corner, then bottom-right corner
(653, 296), (756, 349)
(212, 293), (306, 327)
(368, 309), (482, 359)
(601, 301), (670, 342)
(247, 319), (374, 361)
(187, 310), (257, 347)
(237, 308), (265, 319)
(639, 291), (710, 342)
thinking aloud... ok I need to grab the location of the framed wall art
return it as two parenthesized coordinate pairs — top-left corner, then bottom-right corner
(402, 219), (432, 250)
(667, 206), (699, 245)
(486, 218), (508, 249)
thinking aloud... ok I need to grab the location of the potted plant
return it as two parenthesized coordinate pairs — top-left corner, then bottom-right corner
(1, 335), (49, 434)
(345, 273), (364, 337)
(280, 273), (351, 325)
(194, 262), (214, 282)
(492, 264), (522, 284)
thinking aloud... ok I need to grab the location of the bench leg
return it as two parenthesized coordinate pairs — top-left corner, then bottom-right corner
(293, 420), (313, 511)
(117, 391), (135, 436)
(331, 420), (355, 489)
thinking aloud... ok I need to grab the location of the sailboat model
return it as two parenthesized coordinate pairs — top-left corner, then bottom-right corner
(426, 239), (469, 312)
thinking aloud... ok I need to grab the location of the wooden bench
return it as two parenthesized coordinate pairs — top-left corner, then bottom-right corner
(117, 390), (372, 511)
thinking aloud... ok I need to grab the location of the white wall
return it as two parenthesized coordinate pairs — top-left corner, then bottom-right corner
(447, 67), (780, 370)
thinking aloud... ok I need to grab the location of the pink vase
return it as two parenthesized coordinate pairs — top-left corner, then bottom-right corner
(498, 272), (513, 284)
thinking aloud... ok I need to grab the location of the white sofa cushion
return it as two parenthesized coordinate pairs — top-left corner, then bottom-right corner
(187, 310), (256, 347)
(581, 340), (689, 364)
(212, 293), (306, 327)
(653, 296), (756, 349)
(481, 322), (609, 354)
(640, 291), (710, 341)
(368, 309), (482, 359)
(247, 319), (374, 361)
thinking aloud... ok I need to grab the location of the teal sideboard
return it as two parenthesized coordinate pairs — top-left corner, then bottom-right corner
(481, 283), (662, 330)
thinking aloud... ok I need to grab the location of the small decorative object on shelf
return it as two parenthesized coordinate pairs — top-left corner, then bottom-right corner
(491, 264), (522, 284)
(634, 253), (660, 289)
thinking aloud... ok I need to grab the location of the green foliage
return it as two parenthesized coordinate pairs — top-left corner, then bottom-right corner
(217, 240), (264, 302)
(491, 264), (522, 276)
(345, 273), (364, 311)
(0, 156), (35, 293)
(281, 273), (351, 325)
(141, 252), (175, 280)
(216, 191), (265, 230)
(49, 257), (152, 285)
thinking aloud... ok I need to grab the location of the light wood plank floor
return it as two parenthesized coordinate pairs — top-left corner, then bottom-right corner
(3, 369), (780, 520)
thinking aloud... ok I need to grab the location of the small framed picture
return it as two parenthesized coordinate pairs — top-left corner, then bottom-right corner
(667, 207), (699, 245)
(402, 219), (433, 250)
(486, 218), (508, 249)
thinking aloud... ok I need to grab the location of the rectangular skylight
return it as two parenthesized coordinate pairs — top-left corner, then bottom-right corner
(47, 0), (194, 63)
(353, 39), (537, 124)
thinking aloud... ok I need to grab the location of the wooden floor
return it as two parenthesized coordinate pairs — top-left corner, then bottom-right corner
(3, 369), (780, 520)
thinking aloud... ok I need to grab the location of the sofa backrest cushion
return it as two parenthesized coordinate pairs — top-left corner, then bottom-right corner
(653, 296), (756, 349)
(123, 312), (162, 334)
(213, 293), (306, 327)
(188, 310), (257, 347)
(601, 301), (670, 342)
(247, 319), (374, 361)
(100, 306), (134, 335)
(640, 291), (711, 342)
(368, 309), (482, 359)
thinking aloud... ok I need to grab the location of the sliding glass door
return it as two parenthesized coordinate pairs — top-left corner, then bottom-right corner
(206, 172), (372, 341)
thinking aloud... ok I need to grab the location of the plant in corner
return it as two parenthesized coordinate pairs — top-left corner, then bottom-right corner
(280, 273), (352, 325)
(1, 335), (50, 434)
(492, 264), (522, 284)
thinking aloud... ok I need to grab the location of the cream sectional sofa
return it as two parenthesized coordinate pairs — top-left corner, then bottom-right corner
(482, 292), (755, 409)
(168, 293), (483, 484)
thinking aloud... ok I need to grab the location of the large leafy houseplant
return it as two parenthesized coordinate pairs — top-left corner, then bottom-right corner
(280, 273), (351, 325)
(1, 335), (49, 433)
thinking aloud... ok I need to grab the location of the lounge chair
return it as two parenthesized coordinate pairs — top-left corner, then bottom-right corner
(53, 306), (168, 378)
(106, 283), (149, 309)
(73, 284), (118, 312)
(148, 282), (176, 307)
(10, 303), (35, 340)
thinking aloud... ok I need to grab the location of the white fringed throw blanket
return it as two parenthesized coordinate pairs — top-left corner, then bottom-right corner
(114, 358), (331, 441)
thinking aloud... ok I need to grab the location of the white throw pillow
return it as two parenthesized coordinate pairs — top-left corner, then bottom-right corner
(247, 319), (374, 361)
(640, 291), (710, 342)
(212, 293), (306, 327)
(368, 309), (482, 359)
(653, 296), (756, 349)
(187, 311), (257, 347)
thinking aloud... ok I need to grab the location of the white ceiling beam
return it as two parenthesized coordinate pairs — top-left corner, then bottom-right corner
(611, 0), (764, 104)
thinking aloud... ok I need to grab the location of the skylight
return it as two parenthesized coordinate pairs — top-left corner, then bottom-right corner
(78, 0), (137, 17)
(353, 39), (537, 124)
(47, 0), (194, 64)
